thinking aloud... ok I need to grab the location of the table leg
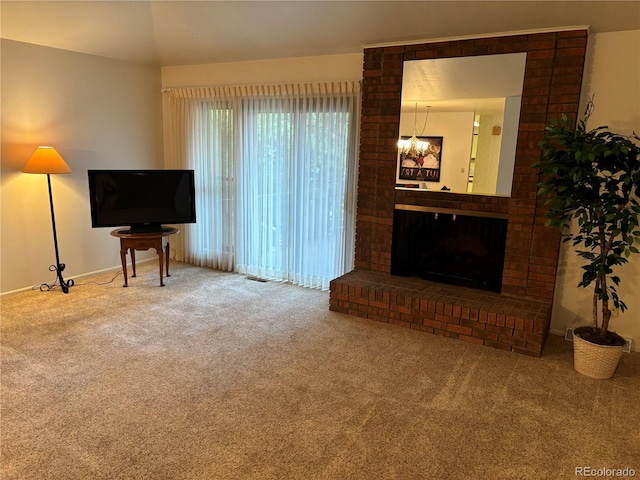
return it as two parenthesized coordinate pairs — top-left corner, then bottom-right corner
(120, 247), (128, 287)
(165, 240), (171, 277)
(158, 247), (165, 287)
(131, 248), (137, 278)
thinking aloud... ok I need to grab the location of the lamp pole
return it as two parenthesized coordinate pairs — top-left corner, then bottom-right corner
(46, 173), (73, 293)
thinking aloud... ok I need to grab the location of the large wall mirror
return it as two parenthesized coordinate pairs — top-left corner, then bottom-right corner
(397, 52), (527, 196)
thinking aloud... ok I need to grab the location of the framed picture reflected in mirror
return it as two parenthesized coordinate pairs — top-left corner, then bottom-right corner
(397, 136), (443, 182)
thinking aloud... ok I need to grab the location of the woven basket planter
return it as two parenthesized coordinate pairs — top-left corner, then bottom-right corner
(573, 330), (624, 379)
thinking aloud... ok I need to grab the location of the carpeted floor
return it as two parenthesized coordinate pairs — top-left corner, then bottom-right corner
(1, 262), (639, 479)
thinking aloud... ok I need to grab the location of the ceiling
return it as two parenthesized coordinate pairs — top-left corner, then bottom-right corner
(2, 1), (640, 67)
(402, 52), (527, 114)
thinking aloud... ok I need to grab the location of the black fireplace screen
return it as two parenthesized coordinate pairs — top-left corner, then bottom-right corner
(391, 208), (508, 293)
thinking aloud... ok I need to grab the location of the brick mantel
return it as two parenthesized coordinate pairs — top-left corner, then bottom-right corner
(330, 30), (588, 356)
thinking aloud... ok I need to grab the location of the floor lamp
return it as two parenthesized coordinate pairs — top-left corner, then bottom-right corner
(22, 146), (75, 293)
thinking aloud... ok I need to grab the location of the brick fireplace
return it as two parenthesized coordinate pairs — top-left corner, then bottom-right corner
(329, 30), (588, 356)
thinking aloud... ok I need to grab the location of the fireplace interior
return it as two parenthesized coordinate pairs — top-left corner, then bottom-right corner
(391, 206), (508, 293)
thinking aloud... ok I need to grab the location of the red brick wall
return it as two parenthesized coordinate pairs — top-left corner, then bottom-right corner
(355, 30), (587, 303)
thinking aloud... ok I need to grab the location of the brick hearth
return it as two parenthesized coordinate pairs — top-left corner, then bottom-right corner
(329, 30), (588, 356)
(330, 270), (551, 357)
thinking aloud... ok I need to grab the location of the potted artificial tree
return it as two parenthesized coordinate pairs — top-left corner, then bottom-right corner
(535, 100), (640, 379)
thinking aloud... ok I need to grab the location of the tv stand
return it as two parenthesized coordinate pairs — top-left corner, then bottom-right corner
(110, 227), (179, 287)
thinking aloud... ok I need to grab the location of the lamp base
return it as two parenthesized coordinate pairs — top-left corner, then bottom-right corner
(39, 263), (74, 294)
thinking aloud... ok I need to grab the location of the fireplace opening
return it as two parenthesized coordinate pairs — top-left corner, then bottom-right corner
(391, 206), (508, 293)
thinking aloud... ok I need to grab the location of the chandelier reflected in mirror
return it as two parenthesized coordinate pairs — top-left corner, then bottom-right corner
(397, 104), (443, 184)
(398, 104), (431, 157)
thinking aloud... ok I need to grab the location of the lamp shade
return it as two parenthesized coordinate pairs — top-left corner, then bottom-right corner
(22, 146), (72, 174)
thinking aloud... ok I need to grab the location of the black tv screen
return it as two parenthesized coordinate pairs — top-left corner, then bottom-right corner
(88, 169), (196, 233)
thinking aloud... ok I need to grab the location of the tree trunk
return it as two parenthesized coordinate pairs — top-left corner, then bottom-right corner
(599, 272), (611, 338)
(592, 278), (600, 330)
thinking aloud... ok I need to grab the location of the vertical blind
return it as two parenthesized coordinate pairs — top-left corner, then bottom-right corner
(163, 82), (360, 290)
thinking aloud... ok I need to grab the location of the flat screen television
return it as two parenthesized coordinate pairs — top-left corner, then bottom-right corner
(88, 169), (196, 233)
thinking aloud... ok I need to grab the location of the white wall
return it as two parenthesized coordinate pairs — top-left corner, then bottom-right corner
(162, 53), (363, 88)
(550, 30), (640, 349)
(1, 40), (163, 294)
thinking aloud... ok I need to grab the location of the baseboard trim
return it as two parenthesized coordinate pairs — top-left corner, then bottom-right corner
(0, 258), (156, 298)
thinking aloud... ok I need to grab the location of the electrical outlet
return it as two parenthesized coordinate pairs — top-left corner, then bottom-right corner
(565, 327), (574, 340)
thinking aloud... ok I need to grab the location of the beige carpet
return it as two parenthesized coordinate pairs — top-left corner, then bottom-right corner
(1, 262), (639, 479)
